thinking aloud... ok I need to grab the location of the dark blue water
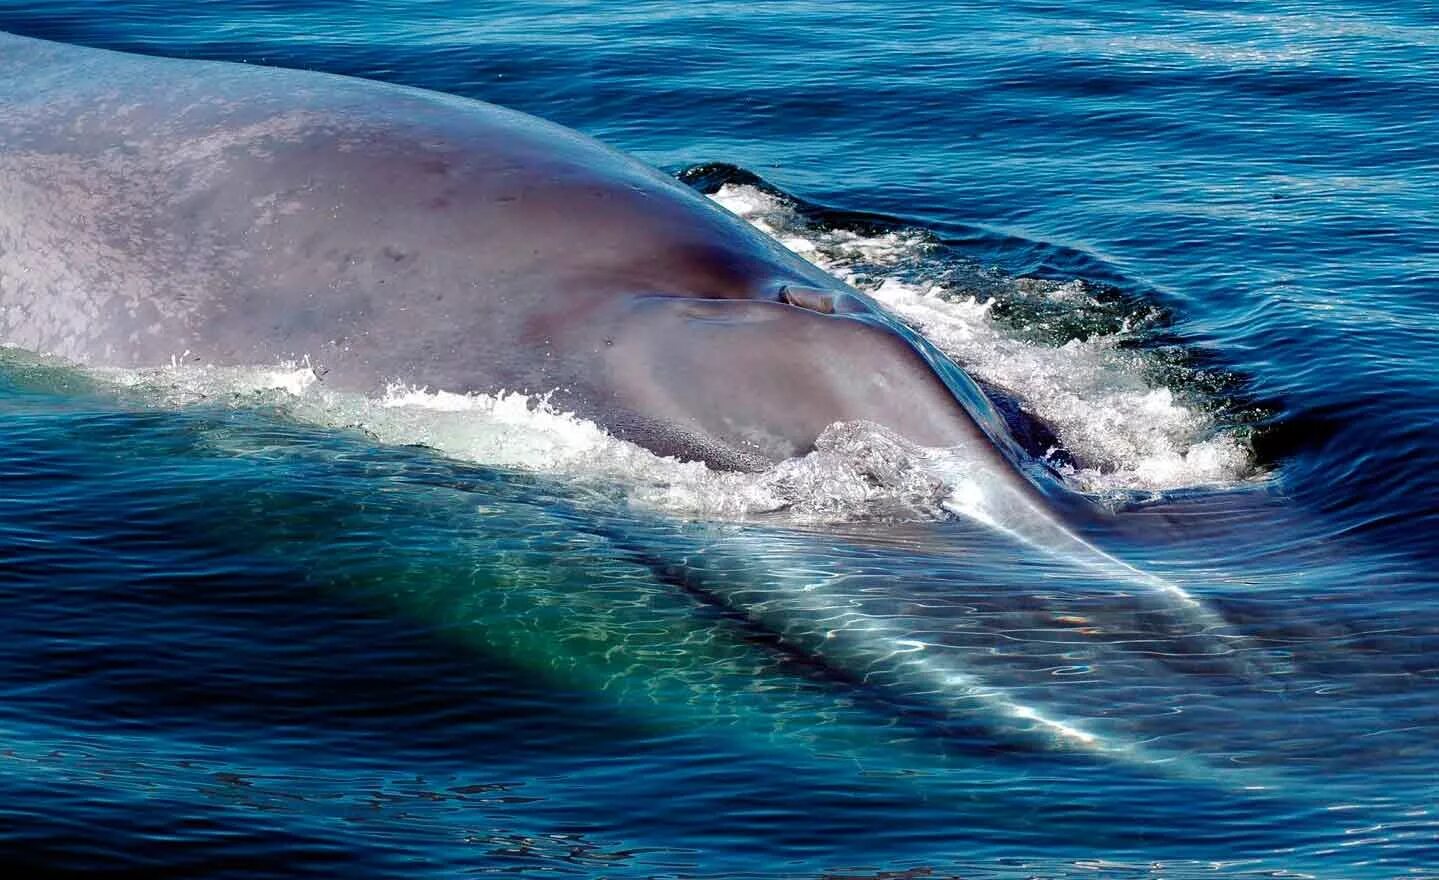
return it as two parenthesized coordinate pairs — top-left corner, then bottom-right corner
(3, 2), (1438, 877)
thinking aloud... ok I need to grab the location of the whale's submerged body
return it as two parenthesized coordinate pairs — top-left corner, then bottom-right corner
(0, 32), (1261, 764)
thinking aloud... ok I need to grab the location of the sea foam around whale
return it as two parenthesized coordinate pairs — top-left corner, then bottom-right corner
(98, 178), (1257, 522)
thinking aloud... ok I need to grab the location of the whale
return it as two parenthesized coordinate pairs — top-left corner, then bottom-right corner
(0, 32), (1268, 760)
(0, 30), (1021, 474)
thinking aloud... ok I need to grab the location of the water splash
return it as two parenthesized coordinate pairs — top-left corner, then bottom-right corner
(99, 363), (953, 523)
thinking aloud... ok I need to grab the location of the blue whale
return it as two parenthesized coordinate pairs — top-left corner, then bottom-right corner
(0, 32), (1266, 763)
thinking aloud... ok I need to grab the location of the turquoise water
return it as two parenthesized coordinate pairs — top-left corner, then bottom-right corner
(2, 2), (1438, 877)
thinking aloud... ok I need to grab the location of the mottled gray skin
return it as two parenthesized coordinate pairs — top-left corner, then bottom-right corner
(0, 32), (1021, 473)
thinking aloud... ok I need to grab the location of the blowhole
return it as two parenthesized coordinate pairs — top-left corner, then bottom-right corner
(779, 285), (869, 317)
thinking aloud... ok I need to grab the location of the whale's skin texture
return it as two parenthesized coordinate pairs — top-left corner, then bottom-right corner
(0, 31), (1026, 474)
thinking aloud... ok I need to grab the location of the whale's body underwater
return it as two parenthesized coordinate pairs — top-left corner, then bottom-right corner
(0, 33), (1260, 763)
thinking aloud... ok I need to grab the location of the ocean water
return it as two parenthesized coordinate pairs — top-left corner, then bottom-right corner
(2, 2), (1438, 877)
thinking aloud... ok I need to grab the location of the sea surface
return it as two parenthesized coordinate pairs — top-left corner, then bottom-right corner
(2, 2), (1438, 877)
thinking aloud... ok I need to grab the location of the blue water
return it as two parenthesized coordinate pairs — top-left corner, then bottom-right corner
(3, 2), (1438, 877)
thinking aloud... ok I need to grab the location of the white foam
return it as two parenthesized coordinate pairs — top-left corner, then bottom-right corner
(100, 362), (953, 523)
(708, 183), (1255, 493)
